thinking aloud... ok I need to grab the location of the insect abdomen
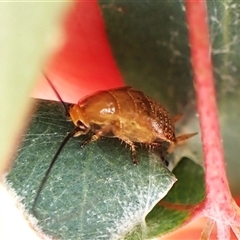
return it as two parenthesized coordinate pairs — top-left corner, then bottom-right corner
(108, 87), (176, 143)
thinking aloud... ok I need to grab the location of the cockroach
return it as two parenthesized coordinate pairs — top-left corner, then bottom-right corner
(69, 87), (197, 162)
(32, 74), (197, 216)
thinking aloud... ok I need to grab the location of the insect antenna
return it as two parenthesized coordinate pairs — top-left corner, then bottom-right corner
(32, 74), (77, 217)
(42, 72), (70, 117)
(32, 128), (79, 218)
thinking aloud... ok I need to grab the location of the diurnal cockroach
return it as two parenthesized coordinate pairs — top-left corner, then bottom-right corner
(69, 86), (197, 163)
(32, 75), (197, 216)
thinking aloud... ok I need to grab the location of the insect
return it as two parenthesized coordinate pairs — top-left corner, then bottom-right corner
(32, 75), (196, 216)
(69, 86), (197, 164)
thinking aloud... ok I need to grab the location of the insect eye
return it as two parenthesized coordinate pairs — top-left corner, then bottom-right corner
(76, 120), (87, 130)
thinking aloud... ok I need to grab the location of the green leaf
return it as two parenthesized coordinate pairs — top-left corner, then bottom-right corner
(7, 100), (177, 239)
(119, 158), (205, 239)
(0, 1), (70, 173)
(145, 158), (205, 238)
(99, 0), (191, 113)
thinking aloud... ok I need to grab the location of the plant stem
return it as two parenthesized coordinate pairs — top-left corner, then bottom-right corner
(186, 0), (230, 203)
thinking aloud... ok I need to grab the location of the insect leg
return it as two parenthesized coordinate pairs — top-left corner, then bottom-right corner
(80, 134), (99, 148)
(80, 125), (113, 148)
(150, 143), (169, 166)
(122, 140), (138, 165)
(110, 123), (138, 165)
(130, 143), (137, 165)
(159, 148), (169, 166)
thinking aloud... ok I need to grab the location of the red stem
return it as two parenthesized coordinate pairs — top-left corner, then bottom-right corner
(185, 0), (231, 206)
